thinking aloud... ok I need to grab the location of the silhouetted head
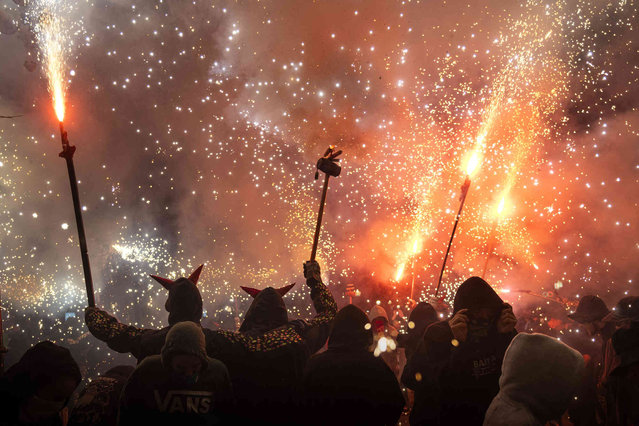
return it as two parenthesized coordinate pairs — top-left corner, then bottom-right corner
(239, 284), (295, 333)
(150, 265), (204, 325)
(328, 304), (373, 351)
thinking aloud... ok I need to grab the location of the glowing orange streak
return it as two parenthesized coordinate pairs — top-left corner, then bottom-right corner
(39, 12), (67, 122)
(395, 263), (405, 282)
(497, 195), (506, 215)
(465, 150), (481, 177)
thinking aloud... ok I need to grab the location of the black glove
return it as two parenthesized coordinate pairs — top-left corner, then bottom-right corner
(303, 260), (322, 283)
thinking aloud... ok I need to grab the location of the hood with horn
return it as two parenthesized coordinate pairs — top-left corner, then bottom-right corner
(150, 265), (204, 326)
(239, 283), (296, 334)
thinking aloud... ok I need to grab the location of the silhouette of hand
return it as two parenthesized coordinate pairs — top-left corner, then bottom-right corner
(496, 304), (517, 334)
(303, 260), (322, 282)
(449, 309), (469, 343)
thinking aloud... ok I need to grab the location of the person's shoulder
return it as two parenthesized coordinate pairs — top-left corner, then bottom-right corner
(136, 354), (162, 370)
(205, 357), (229, 373)
(308, 350), (332, 365)
(424, 320), (453, 342)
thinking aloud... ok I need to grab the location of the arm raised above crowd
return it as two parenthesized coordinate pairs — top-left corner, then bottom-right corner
(290, 260), (338, 354)
(84, 306), (153, 360)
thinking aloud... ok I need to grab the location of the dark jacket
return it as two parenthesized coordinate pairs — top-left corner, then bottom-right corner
(0, 341), (82, 426)
(86, 275), (337, 425)
(118, 322), (233, 426)
(85, 278), (203, 361)
(301, 305), (405, 426)
(605, 324), (639, 425)
(69, 366), (134, 426)
(398, 302), (438, 362)
(402, 277), (517, 426)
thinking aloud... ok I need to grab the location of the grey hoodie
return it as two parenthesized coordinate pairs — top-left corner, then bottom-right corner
(119, 322), (234, 425)
(484, 333), (585, 426)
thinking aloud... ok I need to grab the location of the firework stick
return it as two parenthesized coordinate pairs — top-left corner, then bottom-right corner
(310, 174), (331, 261)
(59, 122), (95, 307)
(435, 176), (471, 297)
(310, 146), (342, 261)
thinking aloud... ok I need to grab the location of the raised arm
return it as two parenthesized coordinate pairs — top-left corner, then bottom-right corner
(291, 260), (338, 353)
(84, 306), (154, 360)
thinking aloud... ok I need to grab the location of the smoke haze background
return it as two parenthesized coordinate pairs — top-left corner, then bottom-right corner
(0, 0), (637, 346)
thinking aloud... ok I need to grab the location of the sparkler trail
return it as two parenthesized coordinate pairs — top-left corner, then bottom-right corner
(0, 0), (636, 362)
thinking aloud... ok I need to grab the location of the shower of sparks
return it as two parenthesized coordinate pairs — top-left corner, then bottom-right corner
(0, 0), (637, 368)
(32, 1), (71, 122)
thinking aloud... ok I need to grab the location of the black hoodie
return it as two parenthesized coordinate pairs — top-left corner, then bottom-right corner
(605, 323), (639, 425)
(301, 305), (405, 426)
(0, 341), (82, 426)
(402, 277), (516, 426)
(398, 302), (438, 361)
(85, 278), (204, 362)
(238, 287), (288, 335)
(86, 274), (337, 425)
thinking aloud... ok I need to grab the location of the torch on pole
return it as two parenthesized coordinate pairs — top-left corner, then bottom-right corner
(310, 146), (342, 261)
(435, 176), (471, 297)
(59, 122), (95, 307)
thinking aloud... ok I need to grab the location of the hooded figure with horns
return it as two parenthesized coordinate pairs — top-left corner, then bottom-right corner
(85, 260), (337, 424)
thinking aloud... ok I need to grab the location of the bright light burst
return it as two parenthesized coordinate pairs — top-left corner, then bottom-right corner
(0, 0), (636, 362)
(32, 1), (70, 122)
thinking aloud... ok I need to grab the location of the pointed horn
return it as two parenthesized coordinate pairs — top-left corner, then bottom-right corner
(150, 274), (174, 290)
(188, 265), (204, 285)
(276, 283), (296, 297)
(240, 286), (262, 298)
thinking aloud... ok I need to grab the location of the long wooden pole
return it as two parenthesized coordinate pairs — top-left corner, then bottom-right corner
(59, 122), (95, 307)
(435, 176), (471, 297)
(310, 174), (331, 261)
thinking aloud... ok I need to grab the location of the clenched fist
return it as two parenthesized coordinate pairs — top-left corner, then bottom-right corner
(303, 260), (322, 283)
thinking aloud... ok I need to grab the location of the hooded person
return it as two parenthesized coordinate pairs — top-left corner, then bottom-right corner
(483, 333), (585, 426)
(368, 304), (400, 378)
(398, 302), (439, 362)
(300, 305), (405, 426)
(118, 322), (234, 425)
(0, 341), (82, 426)
(68, 365), (135, 426)
(601, 296), (639, 425)
(567, 294), (618, 424)
(85, 265), (205, 361)
(85, 261), (337, 425)
(402, 276), (517, 426)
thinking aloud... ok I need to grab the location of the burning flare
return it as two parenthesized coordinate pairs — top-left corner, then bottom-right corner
(36, 9), (68, 121)
(465, 150), (481, 177)
(497, 196), (506, 215)
(395, 263), (405, 282)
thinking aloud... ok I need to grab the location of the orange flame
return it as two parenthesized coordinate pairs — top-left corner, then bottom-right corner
(38, 12), (67, 122)
(52, 78), (65, 122)
(465, 150), (481, 176)
(394, 263), (405, 282)
(411, 237), (421, 255)
(497, 196), (506, 215)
